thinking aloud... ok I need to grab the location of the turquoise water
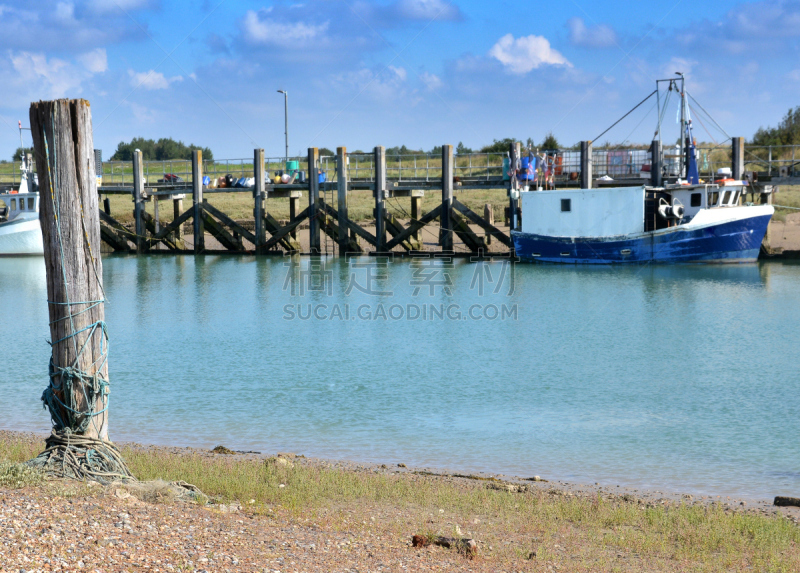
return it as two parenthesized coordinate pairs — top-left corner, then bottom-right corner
(1, 255), (799, 499)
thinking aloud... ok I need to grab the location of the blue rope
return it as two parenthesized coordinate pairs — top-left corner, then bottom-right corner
(40, 108), (110, 436)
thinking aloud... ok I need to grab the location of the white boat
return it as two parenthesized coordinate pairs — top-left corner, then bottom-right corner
(511, 75), (773, 264)
(0, 155), (43, 256)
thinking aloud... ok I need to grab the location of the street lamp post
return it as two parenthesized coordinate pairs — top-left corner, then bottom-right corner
(277, 90), (288, 164)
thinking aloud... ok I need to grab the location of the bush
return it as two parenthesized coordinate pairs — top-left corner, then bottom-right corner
(0, 462), (43, 488)
(480, 138), (516, 153)
(110, 137), (213, 161)
(12, 147), (32, 162)
(751, 107), (800, 147)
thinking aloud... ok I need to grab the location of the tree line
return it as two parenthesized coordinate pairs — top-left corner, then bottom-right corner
(109, 137), (214, 161)
(751, 107), (800, 147)
(320, 133), (563, 158)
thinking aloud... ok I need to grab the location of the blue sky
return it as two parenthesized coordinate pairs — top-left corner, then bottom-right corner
(1, 0), (799, 160)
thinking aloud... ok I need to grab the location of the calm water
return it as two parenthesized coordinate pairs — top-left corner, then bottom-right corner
(1, 255), (799, 500)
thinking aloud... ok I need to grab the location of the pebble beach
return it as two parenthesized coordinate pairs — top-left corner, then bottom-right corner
(2, 430), (799, 572)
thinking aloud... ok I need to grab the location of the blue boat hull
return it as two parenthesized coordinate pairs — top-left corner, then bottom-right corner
(511, 214), (772, 264)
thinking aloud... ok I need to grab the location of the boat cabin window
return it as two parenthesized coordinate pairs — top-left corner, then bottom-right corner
(691, 193), (701, 207)
(19, 199), (25, 210)
(561, 198), (571, 212)
(708, 191), (719, 207)
(10, 198), (16, 210)
(732, 191), (740, 205)
(27, 198), (34, 210)
(722, 190), (732, 205)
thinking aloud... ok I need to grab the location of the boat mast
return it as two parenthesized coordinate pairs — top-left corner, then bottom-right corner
(18, 121), (26, 172)
(677, 72), (685, 178)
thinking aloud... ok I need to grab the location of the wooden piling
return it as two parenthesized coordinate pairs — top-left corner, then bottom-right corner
(308, 148), (321, 254)
(133, 150), (145, 252)
(153, 194), (160, 235)
(580, 141), (592, 189)
(509, 142), (521, 231)
(290, 195), (300, 240)
(651, 140), (663, 187)
(29, 98), (109, 440)
(337, 147), (349, 252)
(732, 137), (745, 180)
(254, 148), (266, 253)
(484, 204), (493, 245)
(411, 192), (423, 244)
(173, 196), (184, 243)
(192, 150), (204, 253)
(441, 144), (454, 251)
(374, 146), (387, 252)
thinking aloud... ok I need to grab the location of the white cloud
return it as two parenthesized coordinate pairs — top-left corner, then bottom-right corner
(54, 2), (76, 23)
(393, 0), (462, 21)
(128, 69), (183, 90)
(242, 10), (329, 47)
(568, 17), (617, 48)
(332, 66), (410, 101)
(87, 0), (154, 12)
(10, 52), (86, 98)
(489, 34), (571, 74)
(129, 102), (157, 123)
(388, 66), (407, 81)
(663, 57), (696, 79)
(77, 48), (107, 73)
(420, 72), (442, 90)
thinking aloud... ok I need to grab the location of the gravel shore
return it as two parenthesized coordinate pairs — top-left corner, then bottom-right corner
(2, 431), (799, 572)
(1, 485), (482, 573)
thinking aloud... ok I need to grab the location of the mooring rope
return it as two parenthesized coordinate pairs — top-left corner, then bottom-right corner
(28, 106), (133, 483)
(28, 430), (134, 484)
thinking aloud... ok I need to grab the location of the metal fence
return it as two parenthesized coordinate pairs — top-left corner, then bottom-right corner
(0, 158), (37, 185)
(7, 143), (799, 190)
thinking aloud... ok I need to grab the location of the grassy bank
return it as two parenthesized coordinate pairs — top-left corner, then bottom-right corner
(100, 188), (512, 226)
(1, 432), (798, 571)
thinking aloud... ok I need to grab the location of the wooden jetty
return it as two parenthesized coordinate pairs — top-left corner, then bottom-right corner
(95, 139), (779, 257)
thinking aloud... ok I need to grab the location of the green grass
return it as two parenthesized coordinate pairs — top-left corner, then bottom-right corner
(1, 432), (798, 571)
(101, 188), (511, 226)
(0, 462), (43, 488)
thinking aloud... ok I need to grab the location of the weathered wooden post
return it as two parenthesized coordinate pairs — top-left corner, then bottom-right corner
(337, 146), (349, 253)
(732, 136), (745, 180)
(484, 204), (493, 245)
(411, 192), (423, 244)
(580, 141), (592, 189)
(308, 147), (321, 254)
(153, 194), (160, 235)
(133, 150), (145, 252)
(29, 99), (110, 441)
(509, 142), (521, 231)
(254, 148), (266, 253)
(374, 145), (387, 252)
(441, 144), (454, 251)
(192, 149), (204, 253)
(651, 140), (663, 187)
(290, 195), (300, 240)
(173, 195), (184, 243)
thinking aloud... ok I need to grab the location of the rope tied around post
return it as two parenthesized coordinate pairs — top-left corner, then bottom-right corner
(28, 430), (134, 484)
(42, 303), (110, 434)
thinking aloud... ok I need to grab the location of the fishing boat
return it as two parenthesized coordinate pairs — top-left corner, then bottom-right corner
(511, 75), (773, 263)
(0, 138), (43, 256)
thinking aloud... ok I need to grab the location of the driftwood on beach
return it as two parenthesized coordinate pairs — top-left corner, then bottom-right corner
(774, 496), (800, 507)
